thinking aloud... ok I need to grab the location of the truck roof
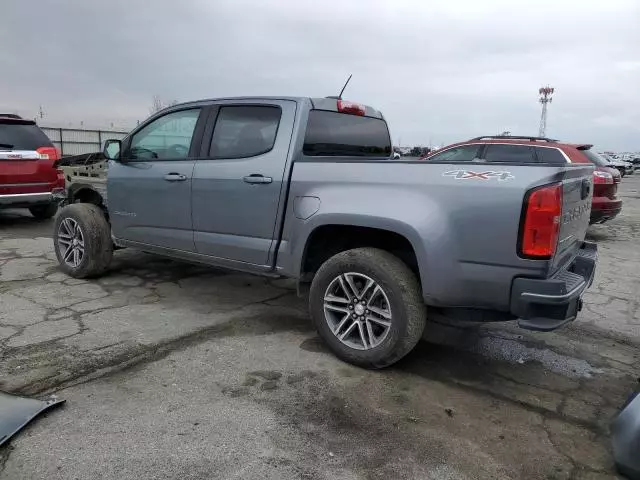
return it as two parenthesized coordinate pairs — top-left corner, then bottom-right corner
(167, 96), (385, 119)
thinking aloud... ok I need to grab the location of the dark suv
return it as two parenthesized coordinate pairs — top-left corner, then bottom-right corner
(425, 135), (622, 224)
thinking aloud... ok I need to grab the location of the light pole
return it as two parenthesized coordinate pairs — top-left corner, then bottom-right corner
(538, 86), (554, 137)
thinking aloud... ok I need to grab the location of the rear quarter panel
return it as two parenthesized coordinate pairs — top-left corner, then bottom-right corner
(278, 161), (592, 311)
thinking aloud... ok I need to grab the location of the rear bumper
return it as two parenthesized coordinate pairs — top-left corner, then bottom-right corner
(590, 198), (622, 224)
(510, 241), (597, 331)
(0, 192), (54, 208)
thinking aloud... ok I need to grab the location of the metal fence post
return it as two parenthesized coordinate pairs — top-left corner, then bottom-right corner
(59, 128), (64, 156)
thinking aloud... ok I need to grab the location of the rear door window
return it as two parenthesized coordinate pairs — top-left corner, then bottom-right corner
(484, 144), (536, 163)
(426, 145), (480, 162)
(209, 106), (281, 158)
(0, 120), (52, 150)
(303, 110), (391, 157)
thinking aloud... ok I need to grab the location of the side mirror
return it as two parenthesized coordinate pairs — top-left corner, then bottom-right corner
(103, 139), (122, 161)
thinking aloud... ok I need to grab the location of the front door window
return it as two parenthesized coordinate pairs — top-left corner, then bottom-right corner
(128, 109), (201, 160)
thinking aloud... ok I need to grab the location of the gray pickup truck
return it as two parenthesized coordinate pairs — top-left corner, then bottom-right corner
(52, 96), (597, 368)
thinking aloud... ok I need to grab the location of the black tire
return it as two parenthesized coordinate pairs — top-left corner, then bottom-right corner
(309, 248), (426, 369)
(29, 203), (58, 219)
(53, 203), (113, 278)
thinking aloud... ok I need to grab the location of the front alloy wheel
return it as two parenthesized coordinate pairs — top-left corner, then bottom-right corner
(57, 218), (85, 268)
(53, 203), (113, 278)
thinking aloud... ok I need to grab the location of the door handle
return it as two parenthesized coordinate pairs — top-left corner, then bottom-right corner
(243, 174), (272, 184)
(164, 173), (187, 182)
(581, 178), (591, 199)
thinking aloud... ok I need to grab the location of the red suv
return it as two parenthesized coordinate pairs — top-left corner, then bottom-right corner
(0, 115), (65, 219)
(424, 135), (622, 224)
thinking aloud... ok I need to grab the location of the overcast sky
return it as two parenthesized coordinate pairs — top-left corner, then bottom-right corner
(2, 0), (639, 150)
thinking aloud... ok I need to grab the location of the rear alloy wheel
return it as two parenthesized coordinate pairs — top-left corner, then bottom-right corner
(53, 203), (113, 278)
(29, 203), (58, 219)
(323, 273), (393, 350)
(309, 248), (426, 369)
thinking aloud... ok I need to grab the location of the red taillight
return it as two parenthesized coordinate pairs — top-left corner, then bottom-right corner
(611, 170), (621, 184)
(36, 146), (60, 161)
(56, 168), (65, 182)
(520, 183), (562, 259)
(593, 170), (613, 185)
(337, 100), (365, 116)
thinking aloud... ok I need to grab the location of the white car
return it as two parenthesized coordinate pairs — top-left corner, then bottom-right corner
(602, 154), (634, 177)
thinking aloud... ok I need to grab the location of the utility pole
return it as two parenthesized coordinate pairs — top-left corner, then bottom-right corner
(38, 105), (45, 119)
(538, 86), (554, 137)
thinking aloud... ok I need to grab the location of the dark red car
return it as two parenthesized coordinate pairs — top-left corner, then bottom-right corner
(424, 135), (622, 224)
(578, 150), (622, 224)
(0, 115), (65, 219)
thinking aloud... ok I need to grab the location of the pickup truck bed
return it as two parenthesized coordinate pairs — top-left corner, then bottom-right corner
(51, 96), (597, 368)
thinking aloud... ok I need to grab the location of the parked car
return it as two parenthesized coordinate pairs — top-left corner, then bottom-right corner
(579, 151), (623, 224)
(52, 99), (597, 369)
(424, 135), (622, 224)
(0, 115), (65, 218)
(601, 154), (634, 177)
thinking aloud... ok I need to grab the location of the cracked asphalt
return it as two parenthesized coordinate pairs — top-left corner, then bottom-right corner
(0, 176), (639, 479)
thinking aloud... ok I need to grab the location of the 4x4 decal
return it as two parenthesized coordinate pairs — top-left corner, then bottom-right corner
(443, 170), (514, 181)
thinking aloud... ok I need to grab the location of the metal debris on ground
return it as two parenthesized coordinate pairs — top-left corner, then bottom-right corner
(0, 391), (65, 447)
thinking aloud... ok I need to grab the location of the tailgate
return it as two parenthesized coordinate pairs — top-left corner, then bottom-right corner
(0, 150), (58, 194)
(551, 165), (594, 272)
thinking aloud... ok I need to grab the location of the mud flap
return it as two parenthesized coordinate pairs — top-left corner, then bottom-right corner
(0, 391), (65, 447)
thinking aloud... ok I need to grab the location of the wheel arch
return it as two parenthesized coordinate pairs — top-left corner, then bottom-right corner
(297, 219), (426, 286)
(68, 184), (105, 205)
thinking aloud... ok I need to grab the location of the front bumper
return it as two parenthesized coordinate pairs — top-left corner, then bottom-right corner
(510, 241), (597, 331)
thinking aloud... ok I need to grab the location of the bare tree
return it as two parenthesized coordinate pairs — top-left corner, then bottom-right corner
(149, 95), (178, 115)
(149, 95), (164, 114)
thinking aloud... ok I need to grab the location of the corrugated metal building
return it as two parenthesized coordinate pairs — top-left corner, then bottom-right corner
(41, 126), (129, 156)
